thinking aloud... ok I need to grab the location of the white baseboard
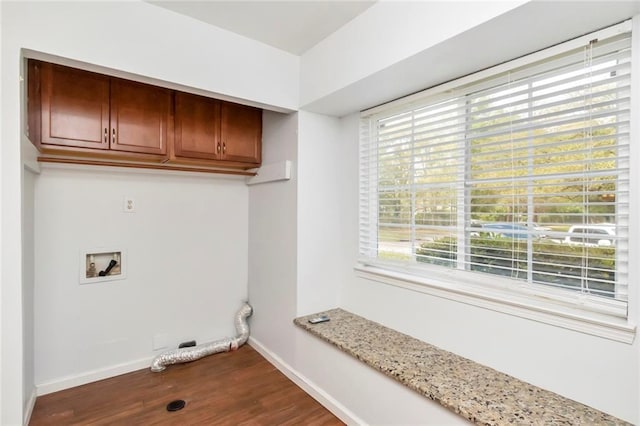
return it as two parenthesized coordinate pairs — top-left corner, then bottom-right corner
(248, 337), (364, 426)
(23, 387), (37, 426)
(36, 356), (155, 396)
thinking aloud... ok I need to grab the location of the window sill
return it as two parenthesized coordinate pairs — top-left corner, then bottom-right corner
(354, 264), (636, 344)
(295, 308), (629, 424)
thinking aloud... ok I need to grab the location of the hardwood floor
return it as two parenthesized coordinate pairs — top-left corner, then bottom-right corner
(30, 345), (344, 425)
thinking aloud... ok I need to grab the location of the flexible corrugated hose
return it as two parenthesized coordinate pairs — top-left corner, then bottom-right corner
(150, 302), (253, 372)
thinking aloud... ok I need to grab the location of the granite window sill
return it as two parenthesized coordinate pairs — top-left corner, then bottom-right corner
(294, 308), (629, 425)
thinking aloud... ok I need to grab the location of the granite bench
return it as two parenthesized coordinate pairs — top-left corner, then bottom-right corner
(294, 308), (629, 425)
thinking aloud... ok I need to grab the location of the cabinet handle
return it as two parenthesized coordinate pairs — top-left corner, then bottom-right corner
(104, 128), (108, 143)
(112, 128), (116, 144)
(223, 143), (226, 154)
(217, 143), (221, 153)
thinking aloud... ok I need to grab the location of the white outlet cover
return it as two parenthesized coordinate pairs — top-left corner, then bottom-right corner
(123, 197), (135, 213)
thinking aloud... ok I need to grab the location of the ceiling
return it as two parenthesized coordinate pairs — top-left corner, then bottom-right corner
(148, 1), (376, 55)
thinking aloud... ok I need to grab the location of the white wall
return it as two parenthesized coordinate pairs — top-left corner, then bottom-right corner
(300, 1), (640, 117)
(12, 1), (299, 111)
(293, 329), (467, 425)
(22, 168), (36, 421)
(0, 0), (5, 418)
(296, 111), (345, 315)
(248, 111), (299, 366)
(1, 1), (26, 422)
(34, 167), (248, 390)
(300, 1), (525, 108)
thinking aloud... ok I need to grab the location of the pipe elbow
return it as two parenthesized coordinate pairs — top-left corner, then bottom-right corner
(150, 358), (167, 372)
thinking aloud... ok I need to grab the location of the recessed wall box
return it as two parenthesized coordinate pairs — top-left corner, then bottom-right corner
(80, 248), (127, 284)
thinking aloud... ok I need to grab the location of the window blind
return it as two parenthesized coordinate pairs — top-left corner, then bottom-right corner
(359, 22), (631, 316)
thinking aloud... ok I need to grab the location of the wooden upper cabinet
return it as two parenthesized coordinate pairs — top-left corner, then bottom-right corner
(30, 60), (169, 158)
(173, 93), (262, 166)
(220, 102), (262, 165)
(39, 62), (110, 150)
(28, 59), (262, 169)
(110, 79), (171, 155)
(174, 92), (221, 160)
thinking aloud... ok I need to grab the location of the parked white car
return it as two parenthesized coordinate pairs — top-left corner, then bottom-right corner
(564, 225), (616, 247)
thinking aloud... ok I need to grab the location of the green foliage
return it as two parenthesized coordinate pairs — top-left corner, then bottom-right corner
(416, 237), (616, 296)
(376, 93), (620, 226)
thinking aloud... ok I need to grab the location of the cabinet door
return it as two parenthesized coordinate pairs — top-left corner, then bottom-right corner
(174, 92), (221, 160)
(40, 63), (110, 150)
(220, 102), (262, 164)
(110, 79), (171, 155)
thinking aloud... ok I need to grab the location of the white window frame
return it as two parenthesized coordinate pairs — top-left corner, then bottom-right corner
(357, 20), (637, 344)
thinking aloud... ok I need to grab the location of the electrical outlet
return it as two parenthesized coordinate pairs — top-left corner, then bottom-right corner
(123, 197), (135, 213)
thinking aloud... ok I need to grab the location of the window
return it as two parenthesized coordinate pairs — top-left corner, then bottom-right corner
(359, 21), (633, 334)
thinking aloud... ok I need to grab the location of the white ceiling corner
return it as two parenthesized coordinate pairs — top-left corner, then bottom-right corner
(147, 1), (376, 55)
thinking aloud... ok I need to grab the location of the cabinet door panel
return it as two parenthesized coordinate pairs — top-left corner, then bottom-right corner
(174, 93), (221, 160)
(41, 63), (110, 149)
(220, 103), (262, 164)
(111, 79), (171, 155)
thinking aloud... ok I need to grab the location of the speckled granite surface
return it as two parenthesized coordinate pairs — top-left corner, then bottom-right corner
(294, 308), (629, 426)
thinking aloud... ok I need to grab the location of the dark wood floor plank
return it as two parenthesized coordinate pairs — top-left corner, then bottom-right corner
(30, 345), (343, 425)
